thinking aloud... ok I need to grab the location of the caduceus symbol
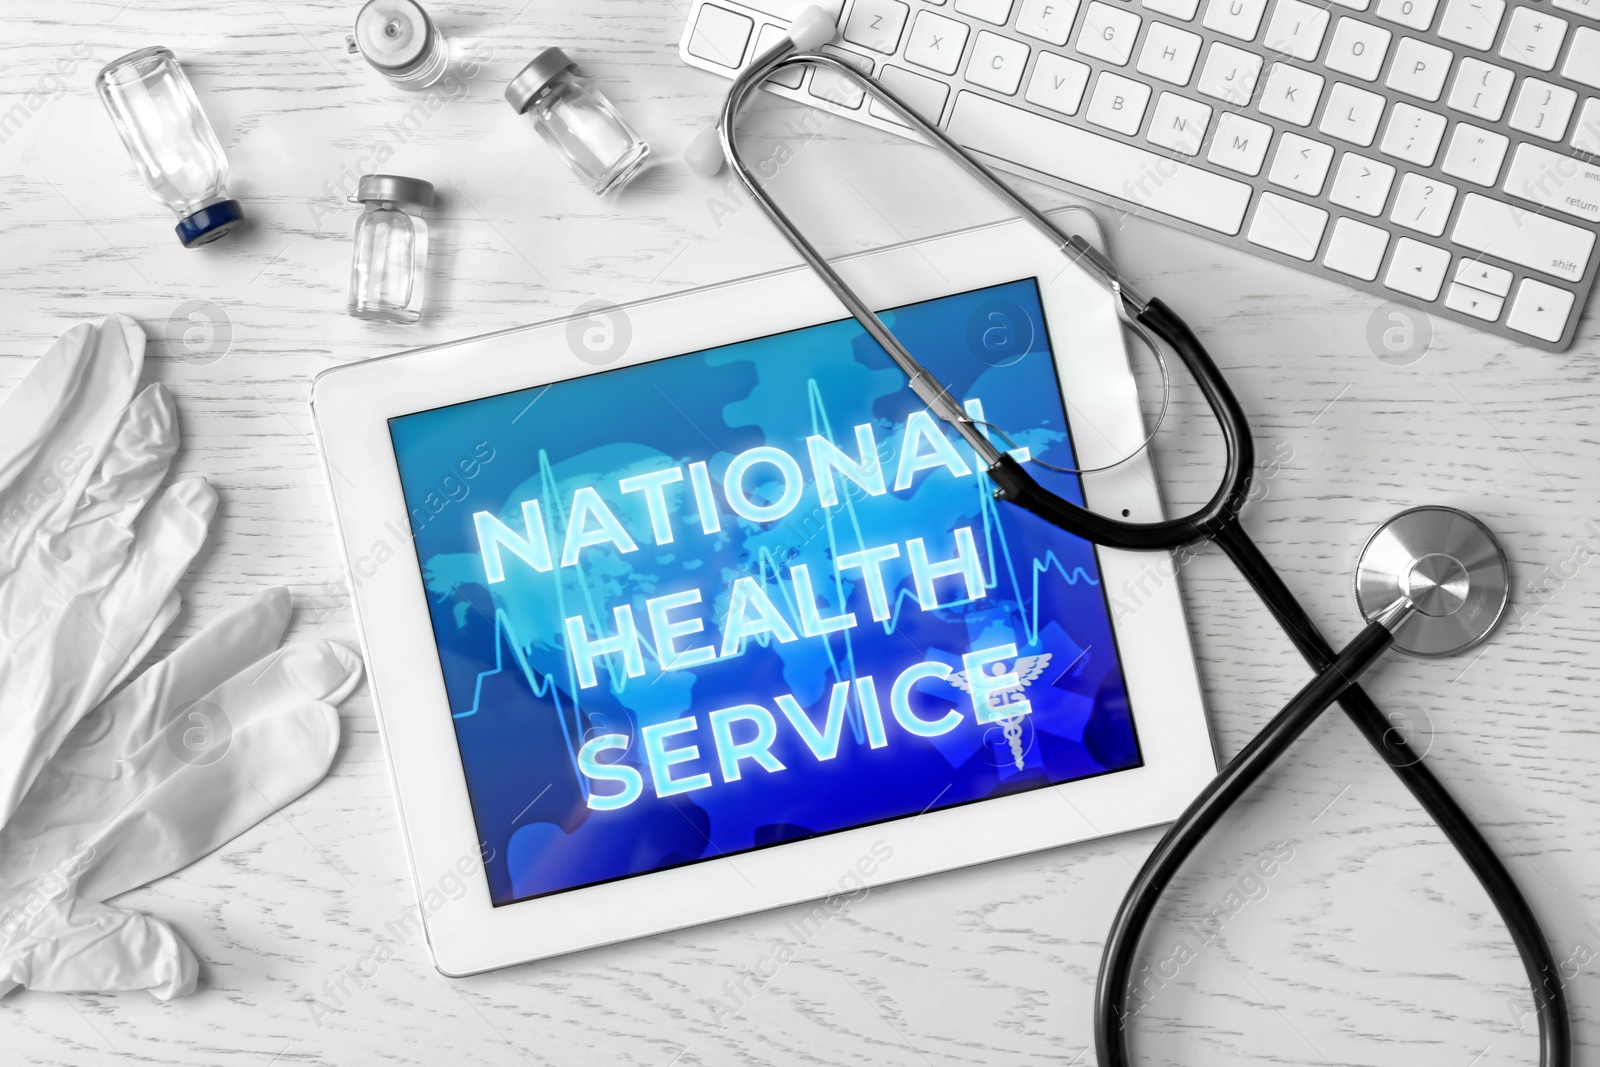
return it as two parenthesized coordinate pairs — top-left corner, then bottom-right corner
(949, 654), (1051, 770)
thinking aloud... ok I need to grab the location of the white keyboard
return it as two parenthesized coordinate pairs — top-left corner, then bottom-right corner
(678, 0), (1600, 349)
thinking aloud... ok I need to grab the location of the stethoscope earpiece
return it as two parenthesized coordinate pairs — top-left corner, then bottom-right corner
(1355, 506), (1510, 657)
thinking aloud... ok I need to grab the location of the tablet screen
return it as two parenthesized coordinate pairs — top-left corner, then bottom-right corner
(388, 277), (1143, 906)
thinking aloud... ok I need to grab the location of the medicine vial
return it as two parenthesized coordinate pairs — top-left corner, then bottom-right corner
(347, 0), (451, 90)
(95, 47), (243, 247)
(347, 174), (433, 324)
(504, 49), (650, 195)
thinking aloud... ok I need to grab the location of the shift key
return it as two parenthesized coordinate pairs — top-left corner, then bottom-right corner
(945, 91), (1253, 235)
(1451, 194), (1595, 281)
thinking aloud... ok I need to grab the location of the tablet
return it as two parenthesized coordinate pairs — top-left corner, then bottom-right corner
(312, 216), (1215, 976)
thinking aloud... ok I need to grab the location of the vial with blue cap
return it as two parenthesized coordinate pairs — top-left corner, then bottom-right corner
(96, 47), (243, 247)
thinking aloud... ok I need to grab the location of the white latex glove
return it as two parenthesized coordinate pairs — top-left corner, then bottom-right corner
(0, 315), (216, 826)
(0, 588), (364, 1000)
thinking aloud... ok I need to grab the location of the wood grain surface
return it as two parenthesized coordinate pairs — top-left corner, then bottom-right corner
(2, 1), (1596, 1064)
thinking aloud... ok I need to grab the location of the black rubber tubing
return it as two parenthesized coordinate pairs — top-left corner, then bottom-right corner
(984, 298), (1570, 1066)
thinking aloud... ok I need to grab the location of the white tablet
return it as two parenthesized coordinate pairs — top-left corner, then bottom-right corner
(311, 216), (1215, 977)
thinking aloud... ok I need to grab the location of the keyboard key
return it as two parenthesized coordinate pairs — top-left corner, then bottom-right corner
(905, 10), (971, 73)
(955, 0), (1015, 23)
(1078, 2), (1143, 64)
(1376, 0), (1440, 31)
(1144, 0), (1201, 18)
(753, 25), (805, 86)
(1380, 102), (1448, 164)
(1574, 97), (1600, 151)
(1208, 112), (1273, 173)
(1440, 122), (1510, 184)
(1436, 0), (1505, 49)
(1554, 0), (1600, 18)
(1087, 71), (1153, 131)
(1321, 82), (1388, 144)
(1258, 63), (1325, 124)
(1502, 141), (1600, 221)
(1446, 57), (1515, 120)
(1269, 132), (1335, 193)
(1506, 278), (1575, 340)
(1509, 78), (1578, 139)
(687, 4), (753, 67)
(707, 0), (841, 15)
(1326, 18), (1393, 80)
(1452, 192), (1595, 279)
(1457, 257), (1513, 295)
(1138, 22), (1203, 84)
(1386, 37), (1453, 100)
(1445, 282), (1505, 319)
(1025, 51), (1092, 112)
(1248, 192), (1329, 258)
(1263, 0), (1330, 59)
(1324, 216), (1392, 277)
(1329, 151), (1397, 213)
(1197, 41), (1263, 103)
(1147, 91), (1213, 152)
(1565, 27), (1600, 87)
(1017, 0), (1082, 45)
(1389, 172), (1458, 234)
(967, 30), (1032, 92)
(1500, 6), (1567, 70)
(810, 47), (873, 106)
(872, 63), (952, 123)
(947, 91), (1255, 232)
(846, 0), (911, 52)
(1203, 0), (1270, 40)
(1384, 237), (1451, 298)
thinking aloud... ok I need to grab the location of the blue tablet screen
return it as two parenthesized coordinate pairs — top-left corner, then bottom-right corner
(388, 278), (1142, 906)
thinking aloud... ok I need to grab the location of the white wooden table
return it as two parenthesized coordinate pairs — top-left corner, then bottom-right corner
(4, 1), (1598, 1064)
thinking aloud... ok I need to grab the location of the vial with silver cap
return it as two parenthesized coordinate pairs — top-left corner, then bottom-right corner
(95, 47), (244, 247)
(505, 49), (650, 195)
(347, 174), (433, 324)
(347, 0), (450, 90)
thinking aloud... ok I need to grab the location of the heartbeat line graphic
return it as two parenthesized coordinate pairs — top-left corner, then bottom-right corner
(450, 385), (1098, 764)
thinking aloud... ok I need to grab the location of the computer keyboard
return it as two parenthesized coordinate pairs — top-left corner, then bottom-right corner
(678, 0), (1600, 350)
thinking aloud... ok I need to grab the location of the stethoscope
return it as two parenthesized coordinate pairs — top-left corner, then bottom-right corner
(686, 8), (1572, 1065)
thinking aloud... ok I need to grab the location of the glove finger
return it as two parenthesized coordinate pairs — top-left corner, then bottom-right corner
(54, 382), (180, 556)
(0, 640), (357, 897)
(0, 894), (197, 1002)
(67, 588), (292, 772)
(0, 383), (180, 637)
(79, 695), (349, 904)
(0, 316), (144, 570)
(98, 590), (182, 705)
(0, 478), (216, 831)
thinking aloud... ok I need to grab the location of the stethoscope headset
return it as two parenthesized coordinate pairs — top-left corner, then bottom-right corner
(684, 9), (1571, 1064)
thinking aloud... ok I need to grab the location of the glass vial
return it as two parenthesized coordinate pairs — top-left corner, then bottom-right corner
(505, 49), (649, 196)
(95, 47), (243, 247)
(347, 0), (450, 90)
(347, 174), (432, 324)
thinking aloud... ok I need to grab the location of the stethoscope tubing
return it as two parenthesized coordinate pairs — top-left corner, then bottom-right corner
(715, 40), (1572, 1067)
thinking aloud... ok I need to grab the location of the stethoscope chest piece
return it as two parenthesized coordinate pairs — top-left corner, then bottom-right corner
(1355, 506), (1510, 656)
